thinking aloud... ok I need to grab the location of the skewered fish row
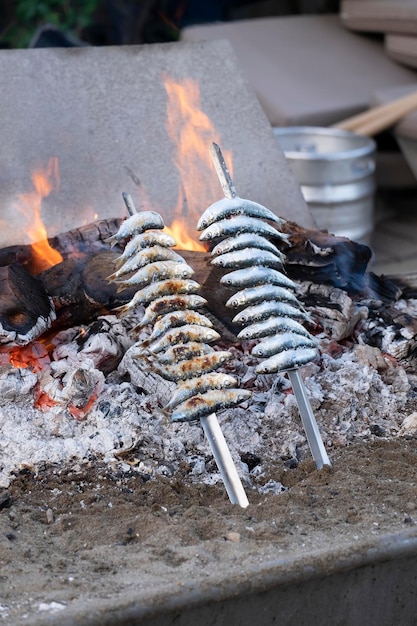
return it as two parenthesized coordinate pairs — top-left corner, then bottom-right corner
(107, 210), (251, 423)
(198, 197), (319, 374)
(203, 142), (330, 471)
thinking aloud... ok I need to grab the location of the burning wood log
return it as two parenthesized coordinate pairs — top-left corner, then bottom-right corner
(0, 213), (415, 366)
(0, 219), (124, 274)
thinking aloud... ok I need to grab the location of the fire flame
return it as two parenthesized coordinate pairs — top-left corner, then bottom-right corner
(15, 157), (63, 273)
(163, 74), (233, 251)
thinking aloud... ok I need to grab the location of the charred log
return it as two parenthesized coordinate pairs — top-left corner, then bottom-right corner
(0, 264), (55, 345)
(365, 272), (403, 304)
(48, 218), (124, 262)
(277, 221), (372, 294)
(38, 251), (136, 329)
(383, 272), (417, 300)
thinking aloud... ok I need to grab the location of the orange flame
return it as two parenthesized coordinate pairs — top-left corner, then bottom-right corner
(15, 158), (63, 273)
(163, 74), (233, 251)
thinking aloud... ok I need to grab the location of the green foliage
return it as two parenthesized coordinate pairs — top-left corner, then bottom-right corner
(2, 0), (100, 48)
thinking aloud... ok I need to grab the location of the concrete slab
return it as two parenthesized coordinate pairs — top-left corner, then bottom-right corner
(0, 40), (312, 248)
(182, 15), (417, 127)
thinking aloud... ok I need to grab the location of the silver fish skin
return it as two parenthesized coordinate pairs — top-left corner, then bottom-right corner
(115, 231), (176, 266)
(255, 348), (318, 374)
(144, 324), (220, 354)
(252, 333), (317, 358)
(220, 266), (297, 290)
(154, 351), (232, 382)
(233, 301), (310, 325)
(211, 248), (284, 270)
(199, 216), (284, 242)
(211, 233), (286, 259)
(237, 316), (313, 340)
(142, 310), (213, 345)
(155, 342), (214, 365)
(108, 246), (186, 280)
(114, 261), (194, 291)
(135, 294), (208, 327)
(119, 279), (201, 312)
(170, 388), (252, 422)
(226, 284), (299, 309)
(197, 197), (285, 230)
(105, 212), (164, 246)
(165, 372), (238, 410)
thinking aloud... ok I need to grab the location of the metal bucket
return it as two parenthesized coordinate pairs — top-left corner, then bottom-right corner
(274, 127), (376, 243)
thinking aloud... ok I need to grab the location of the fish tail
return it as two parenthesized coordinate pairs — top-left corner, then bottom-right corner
(115, 284), (130, 294)
(105, 271), (119, 282)
(112, 302), (133, 316)
(104, 235), (119, 248)
(159, 405), (171, 419)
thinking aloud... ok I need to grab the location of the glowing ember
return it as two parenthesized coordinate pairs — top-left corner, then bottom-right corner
(33, 387), (58, 411)
(0, 342), (51, 373)
(163, 74), (233, 251)
(68, 393), (98, 421)
(15, 157), (63, 273)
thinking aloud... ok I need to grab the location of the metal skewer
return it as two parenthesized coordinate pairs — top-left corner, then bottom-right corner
(121, 191), (249, 507)
(122, 191), (137, 216)
(209, 143), (331, 470)
(209, 143), (237, 199)
(201, 413), (249, 507)
(286, 369), (330, 469)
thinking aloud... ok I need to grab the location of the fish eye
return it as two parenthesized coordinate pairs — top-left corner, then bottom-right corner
(201, 219), (207, 228)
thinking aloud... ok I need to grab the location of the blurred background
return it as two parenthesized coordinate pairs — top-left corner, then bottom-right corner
(0, 0), (340, 48)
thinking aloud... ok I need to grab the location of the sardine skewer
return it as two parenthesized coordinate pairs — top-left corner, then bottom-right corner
(118, 192), (249, 508)
(208, 144), (330, 470)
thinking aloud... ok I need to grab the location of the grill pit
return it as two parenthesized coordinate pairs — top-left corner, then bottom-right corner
(0, 41), (416, 626)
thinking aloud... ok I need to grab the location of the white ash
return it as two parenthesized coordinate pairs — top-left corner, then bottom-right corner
(0, 289), (416, 489)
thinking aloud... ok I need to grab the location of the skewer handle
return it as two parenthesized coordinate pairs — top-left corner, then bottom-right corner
(201, 412), (249, 508)
(286, 368), (331, 470)
(122, 192), (138, 216)
(209, 143), (238, 199)
(332, 90), (417, 136)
